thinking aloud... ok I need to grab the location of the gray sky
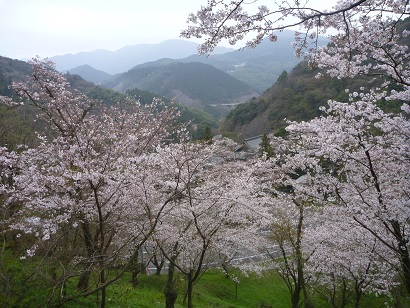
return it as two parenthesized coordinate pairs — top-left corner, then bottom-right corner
(1, 0), (209, 59)
(1, 0), (333, 60)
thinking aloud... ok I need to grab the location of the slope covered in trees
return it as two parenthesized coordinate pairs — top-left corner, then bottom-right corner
(68, 64), (112, 84)
(183, 1), (410, 306)
(103, 62), (258, 109)
(221, 60), (404, 139)
(0, 56), (218, 147)
(125, 87), (218, 139)
(1, 52), (409, 307)
(131, 31), (328, 92)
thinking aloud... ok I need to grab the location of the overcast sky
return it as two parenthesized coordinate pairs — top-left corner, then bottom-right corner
(1, 0), (333, 60)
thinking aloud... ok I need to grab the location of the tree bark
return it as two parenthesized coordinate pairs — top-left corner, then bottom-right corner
(391, 220), (410, 295)
(99, 268), (106, 308)
(291, 289), (301, 308)
(151, 253), (164, 276)
(186, 273), (194, 308)
(77, 221), (94, 292)
(130, 250), (143, 286)
(77, 270), (90, 293)
(295, 199), (308, 308)
(164, 260), (178, 308)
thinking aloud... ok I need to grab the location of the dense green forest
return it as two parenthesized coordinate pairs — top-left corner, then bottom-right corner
(221, 61), (404, 140)
(103, 62), (257, 107)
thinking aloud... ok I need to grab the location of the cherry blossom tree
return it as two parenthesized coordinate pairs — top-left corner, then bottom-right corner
(248, 96), (408, 303)
(151, 140), (270, 308)
(305, 205), (400, 307)
(249, 148), (315, 308)
(0, 146), (19, 300)
(266, 195), (313, 308)
(282, 96), (410, 295)
(181, 0), (409, 99)
(0, 58), (181, 307)
(182, 0), (410, 300)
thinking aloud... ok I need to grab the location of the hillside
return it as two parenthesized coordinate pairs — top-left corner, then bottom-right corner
(68, 64), (112, 84)
(136, 31), (328, 92)
(52, 32), (327, 93)
(0, 57), (31, 97)
(220, 61), (402, 140)
(0, 56), (218, 148)
(219, 17), (409, 139)
(103, 62), (259, 112)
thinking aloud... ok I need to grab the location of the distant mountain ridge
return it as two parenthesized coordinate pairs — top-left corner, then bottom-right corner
(51, 40), (235, 74)
(0, 55), (258, 119)
(103, 62), (259, 111)
(68, 65), (111, 84)
(145, 31), (328, 92)
(54, 32), (328, 92)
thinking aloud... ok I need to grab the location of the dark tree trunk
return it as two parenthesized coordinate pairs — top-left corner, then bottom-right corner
(131, 265), (144, 286)
(293, 200), (308, 308)
(155, 260), (164, 276)
(187, 278), (194, 308)
(291, 290), (301, 308)
(364, 149), (410, 295)
(164, 261), (178, 308)
(302, 281), (314, 308)
(354, 281), (363, 308)
(151, 253), (165, 276)
(99, 268), (106, 308)
(130, 250), (144, 286)
(340, 280), (348, 308)
(222, 261), (230, 279)
(77, 270), (90, 292)
(78, 222), (94, 292)
(392, 220), (410, 295)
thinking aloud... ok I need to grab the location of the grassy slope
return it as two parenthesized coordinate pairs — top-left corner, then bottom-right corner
(100, 271), (395, 308)
(1, 250), (404, 308)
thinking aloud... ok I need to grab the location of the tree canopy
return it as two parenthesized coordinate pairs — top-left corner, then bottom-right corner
(182, 0), (409, 98)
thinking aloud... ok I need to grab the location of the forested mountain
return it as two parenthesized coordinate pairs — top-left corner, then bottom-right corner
(221, 61), (403, 140)
(0, 57), (31, 97)
(122, 31), (328, 92)
(50, 40), (234, 74)
(103, 61), (259, 112)
(125, 88), (217, 140)
(0, 56), (107, 99)
(0, 57), (42, 148)
(51, 32), (327, 93)
(68, 64), (112, 84)
(0, 56), (218, 148)
(218, 17), (409, 140)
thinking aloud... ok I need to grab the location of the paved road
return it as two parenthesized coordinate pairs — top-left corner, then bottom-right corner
(145, 245), (292, 274)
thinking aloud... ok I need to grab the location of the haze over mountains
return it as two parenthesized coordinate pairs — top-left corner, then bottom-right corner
(1, 31), (400, 144)
(68, 65), (112, 84)
(52, 40), (235, 75)
(0, 30), (334, 137)
(57, 31), (327, 93)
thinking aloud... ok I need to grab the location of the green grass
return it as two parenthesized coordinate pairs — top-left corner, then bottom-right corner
(105, 270), (291, 308)
(2, 259), (408, 307)
(99, 270), (403, 308)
